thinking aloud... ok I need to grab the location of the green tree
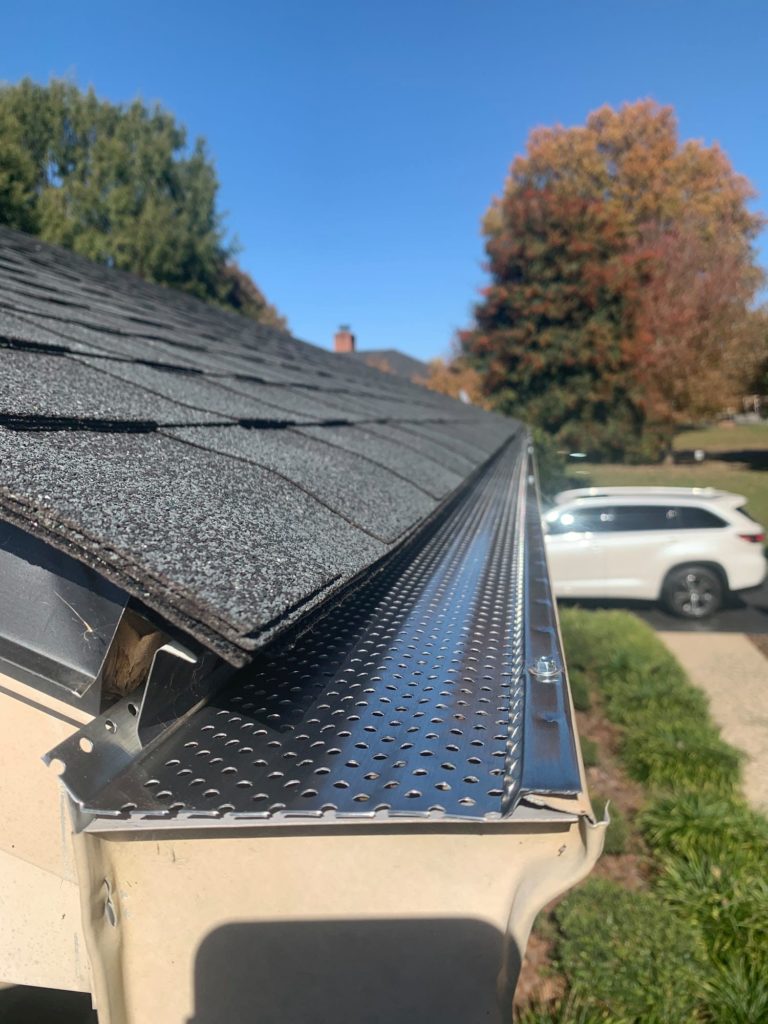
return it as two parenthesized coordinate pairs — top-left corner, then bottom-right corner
(463, 101), (764, 461)
(0, 78), (285, 325)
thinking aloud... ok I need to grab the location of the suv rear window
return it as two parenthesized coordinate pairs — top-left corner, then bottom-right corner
(677, 506), (727, 529)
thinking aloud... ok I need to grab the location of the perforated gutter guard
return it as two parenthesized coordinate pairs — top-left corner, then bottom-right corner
(46, 434), (582, 827)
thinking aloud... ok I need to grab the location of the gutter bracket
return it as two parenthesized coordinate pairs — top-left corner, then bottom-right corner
(44, 642), (231, 816)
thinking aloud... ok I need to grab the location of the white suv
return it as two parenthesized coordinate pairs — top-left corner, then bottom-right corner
(543, 486), (766, 619)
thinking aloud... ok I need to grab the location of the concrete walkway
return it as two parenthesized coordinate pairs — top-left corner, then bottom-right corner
(659, 632), (768, 812)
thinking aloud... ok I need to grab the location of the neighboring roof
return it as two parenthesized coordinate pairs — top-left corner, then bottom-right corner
(0, 227), (518, 666)
(346, 348), (429, 381)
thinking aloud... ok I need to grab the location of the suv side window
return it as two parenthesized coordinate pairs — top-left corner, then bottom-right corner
(677, 506), (727, 529)
(547, 506), (614, 534)
(611, 506), (678, 531)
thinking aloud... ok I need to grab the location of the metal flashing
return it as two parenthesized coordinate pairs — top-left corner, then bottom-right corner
(0, 519), (127, 712)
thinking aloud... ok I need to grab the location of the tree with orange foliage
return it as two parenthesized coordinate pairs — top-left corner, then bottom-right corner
(420, 346), (491, 408)
(632, 221), (763, 426)
(463, 100), (764, 460)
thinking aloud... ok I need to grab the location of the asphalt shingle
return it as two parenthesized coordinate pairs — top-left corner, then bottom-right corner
(164, 424), (437, 543)
(359, 421), (480, 476)
(1, 349), (222, 426)
(73, 355), (369, 424)
(295, 423), (464, 499)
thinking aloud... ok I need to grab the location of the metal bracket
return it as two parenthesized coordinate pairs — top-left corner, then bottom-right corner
(44, 641), (231, 813)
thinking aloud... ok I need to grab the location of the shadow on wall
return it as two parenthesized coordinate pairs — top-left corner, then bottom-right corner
(188, 917), (513, 1024)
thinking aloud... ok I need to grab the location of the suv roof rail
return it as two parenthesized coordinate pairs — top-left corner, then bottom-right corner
(554, 486), (745, 506)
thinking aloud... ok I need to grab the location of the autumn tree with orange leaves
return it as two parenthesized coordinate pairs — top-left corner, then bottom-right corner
(420, 340), (491, 407)
(462, 101), (765, 460)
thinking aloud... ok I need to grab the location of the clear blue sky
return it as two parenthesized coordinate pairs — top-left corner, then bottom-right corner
(2, 1), (767, 359)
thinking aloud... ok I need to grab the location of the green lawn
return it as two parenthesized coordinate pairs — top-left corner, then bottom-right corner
(673, 422), (768, 452)
(576, 461), (768, 528)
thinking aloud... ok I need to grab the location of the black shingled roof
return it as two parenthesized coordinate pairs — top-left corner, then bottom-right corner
(0, 227), (519, 665)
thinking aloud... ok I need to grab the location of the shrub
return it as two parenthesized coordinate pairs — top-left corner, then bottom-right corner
(590, 797), (628, 855)
(516, 993), (626, 1024)
(560, 608), (688, 687)
(556, 609), (768, 1018)
(640, 792), (768, 865)
(553, 879), (706, 1024)
(656, 852), (768, 973)
(598, 664), (710, 728)
(560, 608), (742, 796)
(580, 736), (599, 768)
(703, 959), (768, 1024)
(620, 718), (742, 795)
(568, 667), (592, 711)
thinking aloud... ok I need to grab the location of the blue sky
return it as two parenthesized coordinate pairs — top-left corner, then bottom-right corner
(2, 1), (767, 359)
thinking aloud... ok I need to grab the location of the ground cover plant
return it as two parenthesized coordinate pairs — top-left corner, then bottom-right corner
(516, 609), (768, 1023)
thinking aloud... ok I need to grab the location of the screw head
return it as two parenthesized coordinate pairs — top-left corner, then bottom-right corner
(530, 656), (561, 682)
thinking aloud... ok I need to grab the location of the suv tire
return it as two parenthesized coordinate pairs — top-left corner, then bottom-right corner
(662, 565), (724, 619)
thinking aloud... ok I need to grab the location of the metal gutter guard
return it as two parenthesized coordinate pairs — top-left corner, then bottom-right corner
(46, 432), (582, 826)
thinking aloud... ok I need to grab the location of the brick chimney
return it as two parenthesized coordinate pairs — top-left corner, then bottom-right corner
(334, 324), (356, 353)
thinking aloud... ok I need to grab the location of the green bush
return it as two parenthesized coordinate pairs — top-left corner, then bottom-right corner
(590, 797), (628, 856)
(516, 993), (626, 1024)
(579, 736), (599, 768)
(598, 664), (710, 729)
(560, 608), (742, 797)
(703, 959), (768, 1024)
(560, 608), (688, 686)
(640, 792), (768, 865)
(620, 718), (742, 795)
(568, 667), (592, 711)
(656, 852), (768, 973)
(553, 879), (706, 1024)
(557, 608), (768, 1013)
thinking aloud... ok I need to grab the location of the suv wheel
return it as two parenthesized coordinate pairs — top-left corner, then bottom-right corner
(662, 565), (723, 619)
